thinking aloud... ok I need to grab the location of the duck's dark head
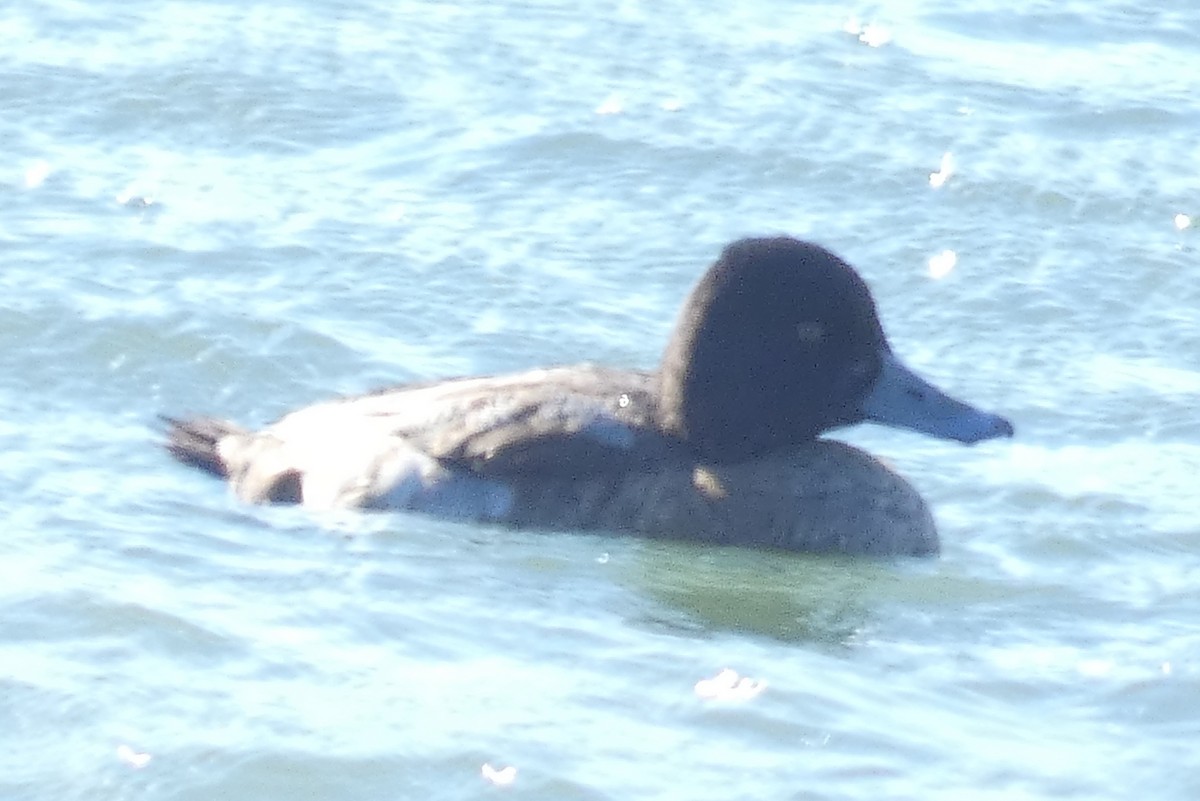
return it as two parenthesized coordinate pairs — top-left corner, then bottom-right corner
(657, 236), (1013, 462)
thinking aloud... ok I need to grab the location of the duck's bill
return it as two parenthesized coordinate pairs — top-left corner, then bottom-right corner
(858, 351), (1014, 444)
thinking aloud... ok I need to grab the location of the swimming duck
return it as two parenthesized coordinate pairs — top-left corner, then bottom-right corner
(163, 236), (1012, 556)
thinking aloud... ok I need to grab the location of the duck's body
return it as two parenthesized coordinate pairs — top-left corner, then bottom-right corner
(164, 237), (1012, 556)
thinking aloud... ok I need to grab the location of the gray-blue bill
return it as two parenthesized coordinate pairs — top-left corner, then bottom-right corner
(859, 351), (1014, 444)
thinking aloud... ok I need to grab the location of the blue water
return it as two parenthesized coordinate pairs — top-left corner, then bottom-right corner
(3, 1), (1198, 799)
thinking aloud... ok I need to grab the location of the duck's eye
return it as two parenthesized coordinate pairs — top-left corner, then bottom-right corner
(846, 360), (871, 380)
(796, 322), (825, 345)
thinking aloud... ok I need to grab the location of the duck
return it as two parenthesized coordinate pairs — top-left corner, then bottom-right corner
(163, 236), (1013, 556)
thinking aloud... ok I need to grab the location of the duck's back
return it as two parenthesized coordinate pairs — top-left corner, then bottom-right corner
(167, 365), (686, 504)
(281, 364), (684, 475)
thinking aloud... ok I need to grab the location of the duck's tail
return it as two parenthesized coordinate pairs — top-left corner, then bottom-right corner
(160, 415), (245, 478)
